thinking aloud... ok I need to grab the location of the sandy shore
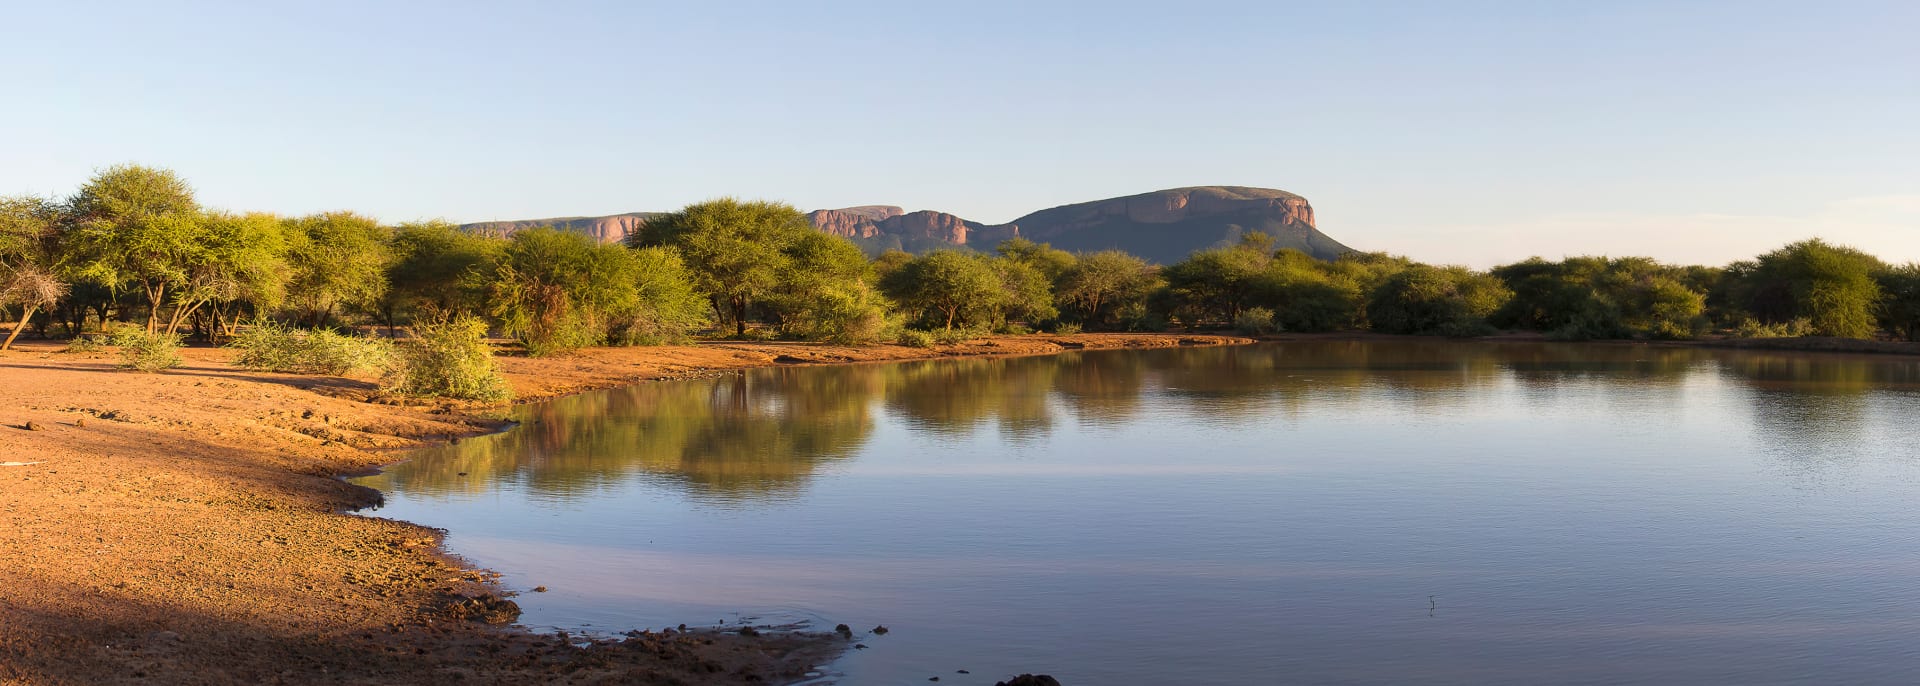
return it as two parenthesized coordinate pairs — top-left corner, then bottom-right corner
(0, 333), (1247, 685)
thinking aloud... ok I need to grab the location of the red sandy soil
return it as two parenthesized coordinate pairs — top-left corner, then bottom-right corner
(0, 333), (1246, 685)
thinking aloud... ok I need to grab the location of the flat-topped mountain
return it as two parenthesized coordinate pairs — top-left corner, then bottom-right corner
(460, 186), (1351, 263)
(1005, 186), (1347, 263)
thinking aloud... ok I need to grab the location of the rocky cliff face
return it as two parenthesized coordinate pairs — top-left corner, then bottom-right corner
(808, 206), (902, 238)
(461, 213), (656, 244)
(1014, 187), (1316, 238)
(459, 186), (1347, 263)
(808, 207), (1019, 247)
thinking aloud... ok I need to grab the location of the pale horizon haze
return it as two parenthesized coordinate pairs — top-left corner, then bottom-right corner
(3, 1), (1915, 267)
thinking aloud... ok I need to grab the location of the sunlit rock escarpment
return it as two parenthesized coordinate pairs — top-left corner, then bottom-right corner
(461, 185), (1351, 263)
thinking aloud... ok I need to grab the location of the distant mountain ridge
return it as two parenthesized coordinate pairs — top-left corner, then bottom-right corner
(458, 186), (1351, 264)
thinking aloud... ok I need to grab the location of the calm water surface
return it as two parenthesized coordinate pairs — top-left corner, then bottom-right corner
(354, 341), (1920, 685)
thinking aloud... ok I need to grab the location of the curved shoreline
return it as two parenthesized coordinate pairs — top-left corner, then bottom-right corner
(0, 333), (1247, 685)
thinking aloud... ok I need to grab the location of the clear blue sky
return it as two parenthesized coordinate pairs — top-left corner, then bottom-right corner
(3, 1), (1915, 266)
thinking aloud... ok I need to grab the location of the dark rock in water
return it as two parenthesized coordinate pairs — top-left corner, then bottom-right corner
(854, 644), (868, 650)
(958, 670), (970, 674)
(737, 626), (759, 637)
(835, 623), (853, 638)
(871, 625), (889, 635)
(531, 586), (547, 593)
(996, 676), (1062, 686)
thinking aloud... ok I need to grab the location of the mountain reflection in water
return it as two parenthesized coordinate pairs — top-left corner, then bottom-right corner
(355, 341), (1920, 686)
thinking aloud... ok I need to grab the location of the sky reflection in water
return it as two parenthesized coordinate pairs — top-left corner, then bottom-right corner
(356, 341), (1920, 686)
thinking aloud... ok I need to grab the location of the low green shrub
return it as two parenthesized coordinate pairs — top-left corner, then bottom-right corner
(59, 335), (104, 354)
(1732, 317), (1814, 339)
(998, 323), (1033, 335)
(385, 313), (511, 402)
(109, 327), (181, 373)
(1052, 322), (1083, 335)
(897, 329), (936, 348)
(1234, 307), (1278, 335)
(231, 321), (395, 376)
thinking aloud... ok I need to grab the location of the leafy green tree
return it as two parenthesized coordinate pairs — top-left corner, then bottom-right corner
(1489, 256), (1708, 340)
(1247, 249), (1376, 333)
(775, 231), (890, 343)
(0, 196), (68, 350)
(1878, 264), (1920, 342)
(995, 237), (1077, 283)
(883, 250), (1004, 331)
(871, 248), (915, 282)
(991, 255), (1058, 329)
(485, 228), (641, 356)
(633, 198), (813, 337)
(1159, 241), (1272, 324)
(608, 246), (712, 345)
(1056, 250), (1158, 328)
(1728, 239), (1883, 338)
(285, 211), (391, 328)
(176, 211), (289, 339)
(1366, 264), (1511, 336)
(379, 220), (501, 334)
(61, 164), (203, 333)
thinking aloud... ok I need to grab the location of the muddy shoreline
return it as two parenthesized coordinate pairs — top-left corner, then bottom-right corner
(0, 333), (1246, 685)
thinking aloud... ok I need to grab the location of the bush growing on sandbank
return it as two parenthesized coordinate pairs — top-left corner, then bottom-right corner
(384, 312), (511, 402)
(230, 321), (394, 376)
(110, 326), (181, 372)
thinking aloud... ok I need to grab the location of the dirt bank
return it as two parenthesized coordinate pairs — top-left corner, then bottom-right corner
(0, 333), (1246, 685)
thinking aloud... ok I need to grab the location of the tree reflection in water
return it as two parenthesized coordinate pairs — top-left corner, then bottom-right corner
(362, 341), (1920, 504)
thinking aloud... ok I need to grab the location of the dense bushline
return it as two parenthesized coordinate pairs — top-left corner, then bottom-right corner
(6, 164), (1920, 376)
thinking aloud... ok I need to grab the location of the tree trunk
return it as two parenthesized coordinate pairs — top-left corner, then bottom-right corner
(144, 283), (166, 333)
(2, 305), (37, 351)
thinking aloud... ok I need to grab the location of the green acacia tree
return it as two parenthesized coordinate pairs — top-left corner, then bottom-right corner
(991, 256), (1058, 329)
(175, 211), (288, 339)
(608, 246), (711, 345)
(1878, 264), (1920, 342)
(995, 237), (1077, 284)
(633, 198), (813, 337)
(379, 220), (502, 334)
(1159, 241), (1273, 325)
(1489, 256), (1709, 340)
(0, 196), (69, 350)
(61, 164), (203, 333)
(883, 250), (1005, 331)
(1056, 250), (1157, 328)
(484, 228), (626, 355)
(1366, 264), (1512, 336)
(775, 230), (890, 343)
(1730, 239), (1883, 338)
(285, 211), (392, 328)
